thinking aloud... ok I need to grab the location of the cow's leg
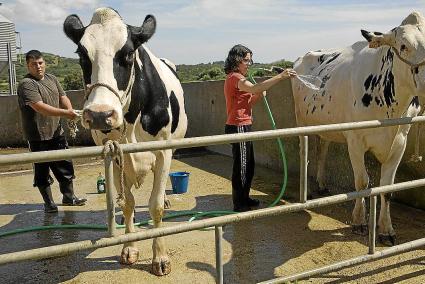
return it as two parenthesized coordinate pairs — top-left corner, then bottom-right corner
(316, 139), (331, 195)
(377, 138), (406, 246)
(150, 149), (172, 276)
(347, 141), (369, 235)
(119, 176), (139, 264)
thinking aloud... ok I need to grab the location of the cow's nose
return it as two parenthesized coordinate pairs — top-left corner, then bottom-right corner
(83, 109), (116, 130)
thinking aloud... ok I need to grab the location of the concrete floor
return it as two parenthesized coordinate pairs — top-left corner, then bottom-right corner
(0, 151), (424, 284)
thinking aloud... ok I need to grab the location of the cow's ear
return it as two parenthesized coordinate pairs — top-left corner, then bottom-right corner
(130, 15), (156, 48)
(401, 11), (425, 26)
(361, 29), (394, 49)
(64, 14), (85, 44)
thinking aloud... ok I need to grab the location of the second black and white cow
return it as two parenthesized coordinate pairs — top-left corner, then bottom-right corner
(64, 7), (187, 275)
(291, 12), (425, 245)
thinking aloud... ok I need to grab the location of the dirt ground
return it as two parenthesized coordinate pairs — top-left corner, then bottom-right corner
(0, 149), (424, 284)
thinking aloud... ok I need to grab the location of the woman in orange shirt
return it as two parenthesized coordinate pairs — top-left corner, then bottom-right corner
(224, 44), (296, 212)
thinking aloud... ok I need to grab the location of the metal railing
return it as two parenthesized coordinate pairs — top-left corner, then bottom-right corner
(1, 116), (425, 284)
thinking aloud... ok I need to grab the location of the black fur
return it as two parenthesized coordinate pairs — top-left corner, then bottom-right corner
(124, 46), (172, 136)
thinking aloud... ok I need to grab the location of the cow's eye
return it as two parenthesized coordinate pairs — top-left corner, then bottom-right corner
(400, 44), (407, 52)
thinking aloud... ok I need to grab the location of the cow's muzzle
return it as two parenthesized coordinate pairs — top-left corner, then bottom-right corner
(82, 108), (118, 130)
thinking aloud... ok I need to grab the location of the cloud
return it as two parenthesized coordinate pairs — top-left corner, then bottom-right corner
(3, 0), (100, 25)
(2, 0), (425, 64)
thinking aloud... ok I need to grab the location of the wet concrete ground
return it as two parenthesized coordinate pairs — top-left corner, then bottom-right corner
(0, 151), (424, 283)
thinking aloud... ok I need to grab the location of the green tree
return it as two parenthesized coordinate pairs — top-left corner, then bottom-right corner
(63, 71), (83, 90)
(196, 67), (225, 81)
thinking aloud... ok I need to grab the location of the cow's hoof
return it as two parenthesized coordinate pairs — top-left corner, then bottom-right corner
(164, 199), (171, 209)
(120, 247), (139, 265)
(378, 234), (397, 246)
(152, 256), (171, 276)
(317, 188), (331, 196)
(352, 224), (368, 235)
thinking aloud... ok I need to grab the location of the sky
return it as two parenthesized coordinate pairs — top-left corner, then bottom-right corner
(1, 0), (425, 64)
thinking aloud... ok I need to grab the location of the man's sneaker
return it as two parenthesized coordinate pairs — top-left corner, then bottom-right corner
(62, 197), (87, 206)
(44, 203), (58, 213)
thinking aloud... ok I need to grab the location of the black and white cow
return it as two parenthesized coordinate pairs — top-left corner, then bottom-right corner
(292, 12), (425, 245)
(64, 7), (187, 275)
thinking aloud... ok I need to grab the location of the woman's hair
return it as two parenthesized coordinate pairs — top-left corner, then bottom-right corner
(224, 44), (252, 74)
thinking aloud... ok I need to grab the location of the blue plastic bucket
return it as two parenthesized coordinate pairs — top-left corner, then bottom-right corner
(169, 171), (190, 194)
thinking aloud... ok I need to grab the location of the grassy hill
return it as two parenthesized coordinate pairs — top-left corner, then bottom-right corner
(0, 53), (293, 92)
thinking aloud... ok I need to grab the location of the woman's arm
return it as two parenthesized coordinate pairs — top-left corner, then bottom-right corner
(237, 68), (297, 94)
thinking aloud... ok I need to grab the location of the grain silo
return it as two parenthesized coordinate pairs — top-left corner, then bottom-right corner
(0, 12), (17, 95)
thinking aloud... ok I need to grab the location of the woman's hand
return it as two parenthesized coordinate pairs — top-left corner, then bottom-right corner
(280, 68), (297, 79)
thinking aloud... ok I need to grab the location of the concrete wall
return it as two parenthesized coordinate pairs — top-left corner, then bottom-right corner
(1, 80), (424, 208)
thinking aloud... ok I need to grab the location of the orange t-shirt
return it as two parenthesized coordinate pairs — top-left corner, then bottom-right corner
(224, 72), (255, 126)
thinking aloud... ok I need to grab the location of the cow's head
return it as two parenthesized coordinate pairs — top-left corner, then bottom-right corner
(361, 11), (425, 93)
(63, 7), (156, 130)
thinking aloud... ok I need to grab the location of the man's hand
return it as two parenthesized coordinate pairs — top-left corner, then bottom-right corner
(65, 109), (78, 120)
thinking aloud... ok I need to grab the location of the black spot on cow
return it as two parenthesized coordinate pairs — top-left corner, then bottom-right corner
(124, 46), (171, 136)
(364, 74), (373, 90)
(169, 91), (180, 133)
(362, 93), (373, 107)
(411, 96), (420, 107)
(320, 75), (331, 89)
(371, 75), (378, 91)
(76, 44), (92, 84)
(374, 96), (381, 106)
(383, 70), (396, 107)
(326, 53), (340, 64)
(385, 48), (394, 63)
(374, 31), (383, 36)
(113, 28), (138, 91)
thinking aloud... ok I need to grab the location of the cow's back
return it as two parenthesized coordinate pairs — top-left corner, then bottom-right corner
(292, 41), (404, 144)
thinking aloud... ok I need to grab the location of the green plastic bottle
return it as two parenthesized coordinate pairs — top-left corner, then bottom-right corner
(97, 172), (106, 194)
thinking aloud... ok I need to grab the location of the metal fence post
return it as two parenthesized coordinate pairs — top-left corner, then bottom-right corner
(215, 226), (223, 284)
(105, 154), (117, 237)
(369, 195), (377, 254)
(299, 136), (308, 203)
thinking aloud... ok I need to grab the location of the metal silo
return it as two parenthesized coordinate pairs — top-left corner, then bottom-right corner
(0, 13), (17, 95)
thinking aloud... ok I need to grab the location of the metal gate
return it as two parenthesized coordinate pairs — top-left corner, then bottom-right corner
(1, 116), (425, 283)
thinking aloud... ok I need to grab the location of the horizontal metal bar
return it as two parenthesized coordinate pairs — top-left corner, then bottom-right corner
(260, 237), (425, 284)
(1, 178), (424, 265)
(1, 116), (425, 166)
(0, 146), (104, 166)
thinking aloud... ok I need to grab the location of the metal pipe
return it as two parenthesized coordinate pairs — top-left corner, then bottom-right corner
(6, 42), (15, 95)
(104, 154), (116, 237)
(2, 116), (425, 166)
(1, 178), (424, 265)
(299, 136), (308, 203)
(368, 196), (377, 254)
(259, 237), (425, 284)
(215, 226), (224, 284)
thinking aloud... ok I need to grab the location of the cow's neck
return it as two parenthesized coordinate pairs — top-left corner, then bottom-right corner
(385, 47), (417, 118)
